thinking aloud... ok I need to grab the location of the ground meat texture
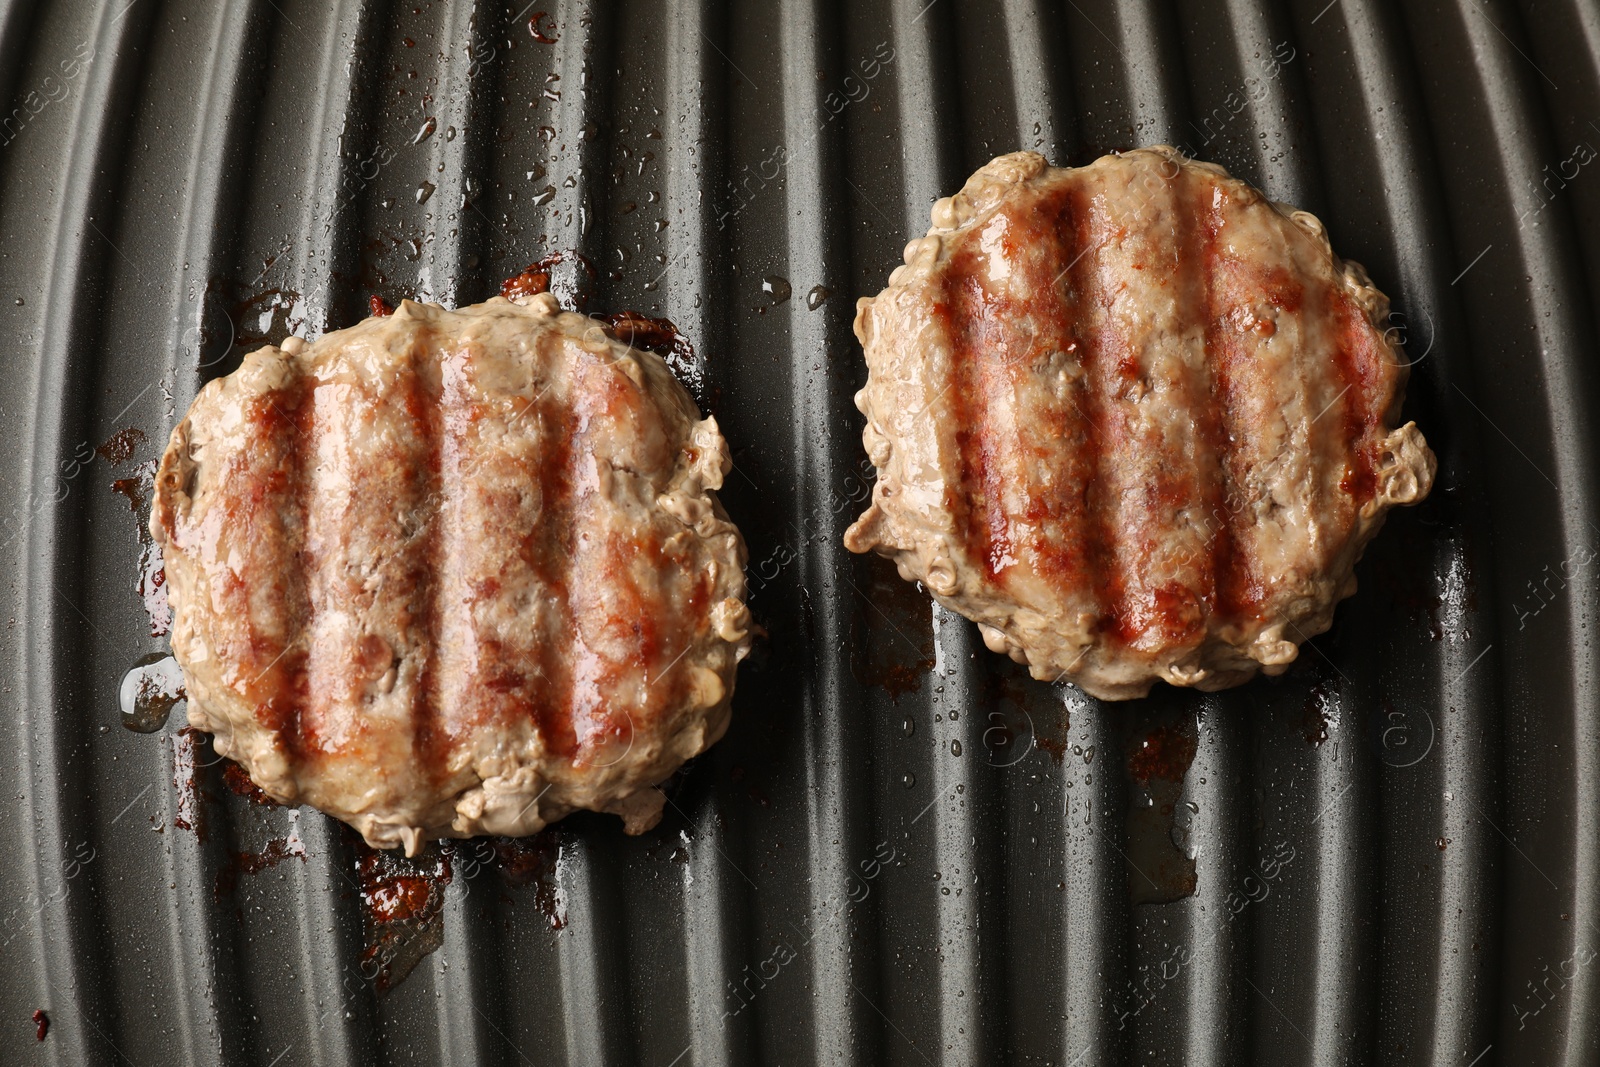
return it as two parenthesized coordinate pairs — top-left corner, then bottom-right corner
(845, 148), (1435, 700)
(152, 294), (751, 853)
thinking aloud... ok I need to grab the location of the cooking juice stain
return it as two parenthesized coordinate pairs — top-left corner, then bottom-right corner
(355, 840), (454, 993)
(172, 727), (207, 841)
(853, 555), (934, 701)
(215, 825), (307, 900)
(222, 759), (282, 807)
(111, 459), (171, 636)
(762, 275), (791, 304)
(96, 426), (145, 466)
(1122, 709), (1200, 904)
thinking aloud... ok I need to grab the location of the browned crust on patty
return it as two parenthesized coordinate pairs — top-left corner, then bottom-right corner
(845, 148), (1435, 700)
(153, 294), (751, 853)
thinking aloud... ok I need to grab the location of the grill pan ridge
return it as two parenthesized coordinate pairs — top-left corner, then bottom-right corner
(1, 0), (1597, 1064)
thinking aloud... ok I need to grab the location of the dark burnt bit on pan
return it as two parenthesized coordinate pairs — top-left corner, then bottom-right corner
(602, 310), (698, 383)
(498, 253), (699, 380)
(500, 249), (596, 310)
(499, 265), (551, 302)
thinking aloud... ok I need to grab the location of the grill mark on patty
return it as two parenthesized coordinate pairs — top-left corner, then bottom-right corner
(522, 336), (579, 760)
(1061, 185), (1134, 639)
(566, 367), (664, 763)
(940, 272), (1016, 583)
(407, 341), (447, 781)
(1008, 190), (1096, 593)
(244, 376), (315, 766)
(1192, 177), (1261, 624)
(1326, 285), (1383, 503)
(941, 195), (1099, 591)
(1196, 183), (1315, 622)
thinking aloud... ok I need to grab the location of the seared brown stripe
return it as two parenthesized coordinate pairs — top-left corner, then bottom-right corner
(939, 270), (1016, 584)
(1176, 172), (1241, 628)
(1062, 186), (1134, 640)
(1195, 181), (1273, 623)
(408, 342), (447, 782)
(521, 344), (578, 760)
(1011, 187), (1097, 593)
(245, 375), (314, 766)
(1326, 286), (1384, 504)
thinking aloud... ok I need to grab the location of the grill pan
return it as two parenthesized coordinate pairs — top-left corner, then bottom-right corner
(2, 0), (1598, 1063)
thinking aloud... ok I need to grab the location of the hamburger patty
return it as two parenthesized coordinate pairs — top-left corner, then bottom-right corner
(845, 148), (1435, 700)
(152, 294), (751, 854)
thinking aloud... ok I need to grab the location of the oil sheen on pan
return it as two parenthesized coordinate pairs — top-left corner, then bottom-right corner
(845, 148), (1436, 700)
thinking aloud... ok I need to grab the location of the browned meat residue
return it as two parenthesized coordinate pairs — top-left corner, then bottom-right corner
(356, 843), (454, 992)
(215, 831), (307, 899)
(172, 727), (206, 841)
(222, 759), (283, 807)
(96, 426), (146, 467)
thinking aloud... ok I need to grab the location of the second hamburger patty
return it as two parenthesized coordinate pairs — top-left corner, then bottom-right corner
(846, 148), (1435, 700)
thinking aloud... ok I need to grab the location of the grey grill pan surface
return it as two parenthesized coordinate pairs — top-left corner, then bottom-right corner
(1, 0), (1597, 1064)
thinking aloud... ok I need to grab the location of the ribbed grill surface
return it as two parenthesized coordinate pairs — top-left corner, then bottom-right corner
(0, 1), (1594, 1064)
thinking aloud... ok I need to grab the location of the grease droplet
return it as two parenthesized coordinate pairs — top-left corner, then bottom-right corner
(806, 284), (831, 310)
(528, 12), (558, 43)
(950, 740), (963, 757)
(762, 275), (791, 304)
(415, 181), (436, 204)
(120, 653), (185, 733)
